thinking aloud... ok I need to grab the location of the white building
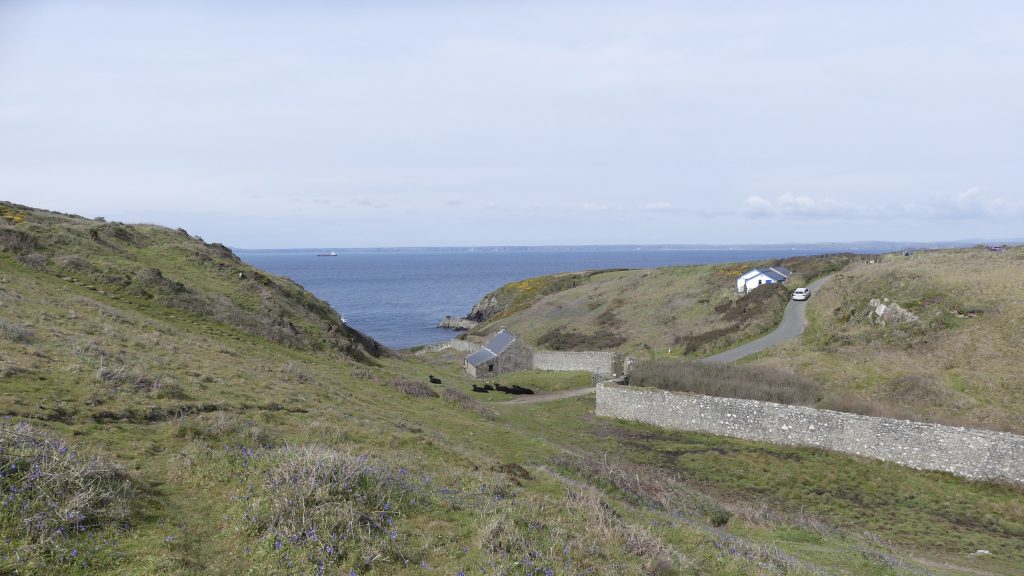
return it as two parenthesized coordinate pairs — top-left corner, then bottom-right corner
(736, 266), (792, 293)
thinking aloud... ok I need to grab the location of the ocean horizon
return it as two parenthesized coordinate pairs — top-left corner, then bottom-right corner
(235, 243), (934, 350)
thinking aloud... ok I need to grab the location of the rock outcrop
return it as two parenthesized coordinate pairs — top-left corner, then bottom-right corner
(438, 315), (478, 331)
(467, 293), (503, 322)
(869, 298), (919, 324)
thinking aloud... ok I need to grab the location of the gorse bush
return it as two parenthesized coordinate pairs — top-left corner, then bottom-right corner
(0, 421), (134, 566)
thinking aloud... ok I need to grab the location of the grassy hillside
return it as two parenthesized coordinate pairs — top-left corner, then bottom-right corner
(1, 203), (1021, 575)
(465, 254), (851, 357)
(744, 246), (1024, 433)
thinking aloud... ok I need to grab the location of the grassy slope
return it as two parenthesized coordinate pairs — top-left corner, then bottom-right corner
(466, 254), (850, 358)
(747, 246), (1024, 433)
(1, 204), (1021, 575)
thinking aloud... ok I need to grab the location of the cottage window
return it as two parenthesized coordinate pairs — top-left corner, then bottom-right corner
(488, 364), (494, 372)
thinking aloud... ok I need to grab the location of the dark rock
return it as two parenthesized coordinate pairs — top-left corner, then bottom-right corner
(438, 315), (478, 331)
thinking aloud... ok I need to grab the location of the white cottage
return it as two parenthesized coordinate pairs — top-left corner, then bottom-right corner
(736, 266), (792, 293)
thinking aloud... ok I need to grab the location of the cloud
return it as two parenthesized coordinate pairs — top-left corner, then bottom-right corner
(640, 202), (676, 212)
(582, 202), (610, 211)
(739, 190), (1024, 220)
(741, 193), (849, 219)
(918, 187), (1024, 219)
(745, 193), (847, 218)
(739, 196), (774, 217)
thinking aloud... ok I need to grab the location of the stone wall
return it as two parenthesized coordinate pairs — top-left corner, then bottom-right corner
(532, 351), (616, 375)
(495, 339), (534, 375)
(596, 383), (1024, 485)
(422, 339), (481, 353)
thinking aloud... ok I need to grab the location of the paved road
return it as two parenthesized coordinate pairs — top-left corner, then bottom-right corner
(701, 275), (831, 363)
(497, 275), (831, 404)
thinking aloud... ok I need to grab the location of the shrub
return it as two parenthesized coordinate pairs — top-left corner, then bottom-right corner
(95, 362), (170, 395)
(237, 446), (426, 572)
(553, 452), (730, 526)
(629, 360), (926, 421)
(537, 327), (625, 351)
(440, 387), (497, 420)
(175, 412), (279, 447)
(389, 378), (438, 398)
(629, 361), (821, 406)
(18, 252), (48, 270)
(563, 485), (672, 571)
(280, 361), (315, 384)
(0, 320), (35, 344)
(0, 422), (134, 561)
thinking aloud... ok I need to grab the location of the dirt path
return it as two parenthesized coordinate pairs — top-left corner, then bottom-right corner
(497, 385), (597, 405)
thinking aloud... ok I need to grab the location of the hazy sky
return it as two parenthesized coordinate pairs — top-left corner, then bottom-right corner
(2, 1), (1022, 247)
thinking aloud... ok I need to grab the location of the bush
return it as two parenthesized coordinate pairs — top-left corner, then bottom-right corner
(0, 422), (134, 561)
(389, 378), (438, 398)
(537, 327), (625, 351)
(629, 361), (821, 406)
(18, 252), (48, 270)
(629, 360), (923, 421)
(440, 387), (497, 420)
(0, 320), (35, 344)
(237, 446), (426, 572)
(95, 362), (171, 395)
(174, 411), (280, 447)
(553, 452), (730, 527)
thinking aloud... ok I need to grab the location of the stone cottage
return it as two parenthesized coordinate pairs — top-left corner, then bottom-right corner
(464, 328), (532, 378)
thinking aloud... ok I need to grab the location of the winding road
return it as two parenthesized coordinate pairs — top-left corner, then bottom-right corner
(500, 275), (831, 404)
(701, 274), (831, 363)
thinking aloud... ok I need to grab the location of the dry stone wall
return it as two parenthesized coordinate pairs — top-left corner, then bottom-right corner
(532, 351), (615, 375)
(422, 339), (481, 353)
(596, 383), (1024, 485)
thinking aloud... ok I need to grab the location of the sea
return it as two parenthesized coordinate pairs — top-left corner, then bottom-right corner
(238, 246), (887, 349)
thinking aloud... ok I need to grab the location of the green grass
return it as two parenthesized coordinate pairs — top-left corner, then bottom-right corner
(465, 254), (852, 358)
(751, 246), (1024, 433)
(1, 202), (1020, 575)
(499, 398), (1024, 575)
(492, 370), (592, 392)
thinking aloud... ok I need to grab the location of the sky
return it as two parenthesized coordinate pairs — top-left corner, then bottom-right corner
(1, 1), (1022, 248)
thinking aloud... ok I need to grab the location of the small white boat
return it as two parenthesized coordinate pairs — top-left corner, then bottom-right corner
(317, 251), (337, 257)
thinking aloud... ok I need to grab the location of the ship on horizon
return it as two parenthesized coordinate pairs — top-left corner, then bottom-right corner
(317, 251), (337, 257)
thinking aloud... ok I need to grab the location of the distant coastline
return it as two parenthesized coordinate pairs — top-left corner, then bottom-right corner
(232, 239), (1015, 254)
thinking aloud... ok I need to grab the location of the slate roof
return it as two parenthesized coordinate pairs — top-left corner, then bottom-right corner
(466, 329), (517, 366)
(466, 348), (497, 365)
(762, 266), (792, 281)
(740, 266), (792, 282)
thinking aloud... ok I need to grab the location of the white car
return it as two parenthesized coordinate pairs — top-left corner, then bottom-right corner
(791, 287), (811, 301)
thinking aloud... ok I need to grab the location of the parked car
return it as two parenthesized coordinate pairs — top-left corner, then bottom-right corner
(792, 287), (811, 301)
